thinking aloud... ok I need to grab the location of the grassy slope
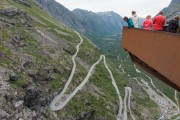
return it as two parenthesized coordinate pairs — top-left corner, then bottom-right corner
(0, 0), (164, 119)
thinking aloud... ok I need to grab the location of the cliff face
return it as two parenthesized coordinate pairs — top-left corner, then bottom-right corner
(36, 0), (85, 31)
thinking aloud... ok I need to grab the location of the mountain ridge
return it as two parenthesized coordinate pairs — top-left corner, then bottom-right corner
(72, 8), (124, 36)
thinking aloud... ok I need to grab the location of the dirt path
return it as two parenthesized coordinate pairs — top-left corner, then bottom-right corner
(50, 31), (83, 110)
(36, 29), (58, 44)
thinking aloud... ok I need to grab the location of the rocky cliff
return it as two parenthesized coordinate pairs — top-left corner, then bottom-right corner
(36, 0), (84, 31)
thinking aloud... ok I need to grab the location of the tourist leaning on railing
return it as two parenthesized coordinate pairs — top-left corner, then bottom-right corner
(123, 16), (135, 28)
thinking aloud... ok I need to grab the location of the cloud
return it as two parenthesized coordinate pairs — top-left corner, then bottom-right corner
(56, 0), (171, 17)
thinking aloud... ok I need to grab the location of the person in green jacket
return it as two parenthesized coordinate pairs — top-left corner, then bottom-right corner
(123, 16), (135, 28)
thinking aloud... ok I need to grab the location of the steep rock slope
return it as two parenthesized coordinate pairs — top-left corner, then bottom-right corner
(0, 0), (128, 119)
(35, 0), (180, 119)
(0, 0), (159, 119)
(35, 0), (84, 31)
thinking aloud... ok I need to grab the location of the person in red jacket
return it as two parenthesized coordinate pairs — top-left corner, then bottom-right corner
(143, 15), (153, 30)
(153, 11), (166, 31)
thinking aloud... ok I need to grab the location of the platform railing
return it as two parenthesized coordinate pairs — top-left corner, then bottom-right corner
(122, 27), (180, 91)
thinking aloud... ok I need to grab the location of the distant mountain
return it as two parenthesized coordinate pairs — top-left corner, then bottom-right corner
(36, 0), (125, 55)
(36, 0), (124, 37)
(162, 0), (180, 21)
(36, 0), (84, 31)
(72, 9), (124, 37)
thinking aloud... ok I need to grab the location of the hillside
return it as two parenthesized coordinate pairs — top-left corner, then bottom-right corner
(35, 0), (125, 56)
(72, 9), (124, 37)
(0, 0), (158, 119)
(72, 9), (124, 55)
(0, 0), (126, 119)
(35, 0), (84, 31)
(0, 0), (179, 120)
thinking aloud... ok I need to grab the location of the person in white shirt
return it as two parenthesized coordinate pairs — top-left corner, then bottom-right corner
(130, 11), (139, 28)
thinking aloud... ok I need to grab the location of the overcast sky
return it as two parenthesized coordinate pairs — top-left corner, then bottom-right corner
(56, 0), (171, 18)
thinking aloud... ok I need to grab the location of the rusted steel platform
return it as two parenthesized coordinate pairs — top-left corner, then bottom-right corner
(122, 27), (180, 91)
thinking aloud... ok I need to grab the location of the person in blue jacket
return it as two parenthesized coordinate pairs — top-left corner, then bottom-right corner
(123, 16), (135, 28)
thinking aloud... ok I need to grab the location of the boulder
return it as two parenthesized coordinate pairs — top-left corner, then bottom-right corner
(22, 12), (34, 27)
(0, 109), (10, 119)
(4, 95), (14, 102)
(40, 98), (49, 107)
(13, 100), (24, 109)
(0, 7), (33, 27)
(29, 72), (53, 82)
(9, 75), (18, 83)
(47, 68), (64, 74)
(0, 7), (21, 18)
(11, 36), (28, 47)
(13, 0), (32, 7)
(23, 89), (41, 108)
(78, 110), (95, 120)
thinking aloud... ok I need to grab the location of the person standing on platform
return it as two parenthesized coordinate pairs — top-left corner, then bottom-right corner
(142, 15), (153, 30)
(130, 11), (139, 28)
(153, 11), (166, 31)
(167, 16), (179, 33)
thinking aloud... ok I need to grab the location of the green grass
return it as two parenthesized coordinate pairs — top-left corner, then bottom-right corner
(17, 75), (26, 86)
(134, 93), (157, 107)
(56, 57), (126, 119)
(78, 36), (102, 65)
(58, 91), (116, 119)
(9, 74), (25, 88)
(0, 43), (11, 56)
(47, 28), (78, 51)
(0, 29), (10, 40)
(49, 73), (63, 90)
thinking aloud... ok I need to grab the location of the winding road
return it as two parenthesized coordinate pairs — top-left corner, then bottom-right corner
(134, 65), (180, 119)
(50, 31), (135, 120)
(49, 30), (179, 119)
(50, 31), (83, 110)
(119, 65), (125, 73)
(123, 87), (136, 120)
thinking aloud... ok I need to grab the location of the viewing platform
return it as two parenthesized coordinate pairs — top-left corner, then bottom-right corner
(122, 27), (180, 91)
